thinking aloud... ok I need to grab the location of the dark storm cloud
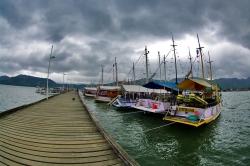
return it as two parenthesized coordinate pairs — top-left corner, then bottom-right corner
(0, 0), (249, 83)
(0, 0), (32, 29)
(117, 1), (205, 37)
(205, 0), (250, 48)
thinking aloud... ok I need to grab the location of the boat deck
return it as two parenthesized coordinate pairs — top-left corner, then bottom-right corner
(163, 115), (206, 127)
(0, 91), (138, 166)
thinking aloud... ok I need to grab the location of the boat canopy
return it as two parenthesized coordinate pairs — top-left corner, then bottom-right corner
(98, 86), (120, 91)
(142, 80), (179, 91)
(121, 85), (169, 94)
(175, 78), (214, 91)
(84, 87), (97, 91)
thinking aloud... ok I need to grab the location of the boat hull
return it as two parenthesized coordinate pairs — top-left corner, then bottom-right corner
(111, 98), (136, 109)
(84, 93), (96, 97)
(163, 102), (223, 127)
(95, 96), (113, 103)
(131, 99), (171, 114)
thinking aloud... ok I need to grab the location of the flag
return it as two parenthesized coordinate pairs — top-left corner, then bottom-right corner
(121, 79), (126, 85)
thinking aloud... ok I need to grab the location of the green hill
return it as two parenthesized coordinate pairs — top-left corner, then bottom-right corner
(0, 74), (58, 87)
(212, 77), (250, 90)
(0, 75), (249, 90)
(0, 75), (10, 81)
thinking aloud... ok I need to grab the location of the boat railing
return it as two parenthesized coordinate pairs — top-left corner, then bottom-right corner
(107, 95), (121, 106)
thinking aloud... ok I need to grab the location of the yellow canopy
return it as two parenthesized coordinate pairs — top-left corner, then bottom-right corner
(175, 78), (214, 91)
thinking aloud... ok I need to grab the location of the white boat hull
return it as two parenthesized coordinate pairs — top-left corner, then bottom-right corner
(112, 98), (136, 109)
(163, 102), (223, 127)
(131, 99), (171, 114)
(84, 93), (96, 97)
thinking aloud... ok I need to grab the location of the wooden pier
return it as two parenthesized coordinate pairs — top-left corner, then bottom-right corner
(0, 91), (139, 166)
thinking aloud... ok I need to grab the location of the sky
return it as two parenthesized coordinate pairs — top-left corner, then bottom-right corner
(1, 0), (250, 84)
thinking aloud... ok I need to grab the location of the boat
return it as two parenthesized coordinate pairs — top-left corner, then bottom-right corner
(162, 34), (223, 127)
(131, 81), (178, 114)
(40, 87), (63, 95)
(95, 86), (120, 102)
(95, 57), (121, 102)
(35, 86), (45, 93)
(111, 85), (141, 109)
(111, 84), (169, 109)
(83, 87), (97, 97)
(131, 35), (180, 114)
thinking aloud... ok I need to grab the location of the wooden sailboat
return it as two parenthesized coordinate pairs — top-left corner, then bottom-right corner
(95, 85), (120, 102)
(95, 58), (120, 102)
(83, 87), (97, 97)
(163, 34), (223, 127)
(131, 35), (180, 114)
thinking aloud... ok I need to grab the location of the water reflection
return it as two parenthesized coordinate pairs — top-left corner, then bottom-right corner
(82, 92), (250, 166)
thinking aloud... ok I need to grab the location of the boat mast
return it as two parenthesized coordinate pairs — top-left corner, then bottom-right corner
(115, 57), (118, 86)
(158, 51), (161, 81)
(163, 55), (166, 81)
(171, 33), (178, 84)
(145, 46), (149, 84)
(113, 62), (115, 86)
(208, 51), (213, 84)
(101, 67), (103, 86)
(133, 62), (136, 85)
(188, 47), (193, 79)
(196, 34), (205, 80)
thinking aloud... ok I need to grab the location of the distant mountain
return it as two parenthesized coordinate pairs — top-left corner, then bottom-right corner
(0, 74), (249, 90)
(119, 77), (250, 90)
(0, 75), (10, 81)
(0, 74), (58, 87)
(212, 77), (250, 90)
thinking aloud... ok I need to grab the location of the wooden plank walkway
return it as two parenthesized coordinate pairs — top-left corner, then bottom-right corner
(0, 91), (139, 166)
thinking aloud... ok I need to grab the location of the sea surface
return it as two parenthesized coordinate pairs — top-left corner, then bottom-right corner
(0, 84), (52, 112)
(1, 84), (250, 166)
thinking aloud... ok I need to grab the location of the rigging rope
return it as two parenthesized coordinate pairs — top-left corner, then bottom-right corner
(110, 110), (145, 116)
(98, 66), (113, 84)
(150, 48), (173, 80)
(113, 121), (176, 138)
(123, 50), (145, 81)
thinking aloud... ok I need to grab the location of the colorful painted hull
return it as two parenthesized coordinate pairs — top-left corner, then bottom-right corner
(131, 99), (171, 114)
(163, 102), (223, 127)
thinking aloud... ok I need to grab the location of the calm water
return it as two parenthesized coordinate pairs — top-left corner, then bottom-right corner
(0, 85), (51, 112)
(82, 91), (250, 166)
(1, 85), (250, 165)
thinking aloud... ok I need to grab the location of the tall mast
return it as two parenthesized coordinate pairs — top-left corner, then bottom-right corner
(188, 47), (193, 79)
(208, 51), (213, 84)
(113, 62), (115, 86)
(163, 55), (166, 81)
(171, 33), (178, 84)
(196, 34), (205, 80)
(115, 57), (118, 86)
(133, 62), (136, 85)
(101, 67), (103, 86)
(145, 46), (149, 83)
(158, 51), (161, 81)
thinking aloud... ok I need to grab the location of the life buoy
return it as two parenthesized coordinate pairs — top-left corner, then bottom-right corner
(194, 110), (199, 116)
(152, 104), (157, 109)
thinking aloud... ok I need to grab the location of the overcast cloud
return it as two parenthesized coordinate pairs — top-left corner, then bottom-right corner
(1, 0), (250, 84)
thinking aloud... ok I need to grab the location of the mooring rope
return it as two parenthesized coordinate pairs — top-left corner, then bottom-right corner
(110, 110), (145, 116)
(143, 122), (176, 133)
(113, 122), (176, 138)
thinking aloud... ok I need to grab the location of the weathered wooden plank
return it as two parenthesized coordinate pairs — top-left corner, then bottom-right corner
(0, 145), (116, 158)
(0, 127), (103, 139)
(1, 148), (121, 164)
(1, 134), (109, 149)
(1, 125), (99, 135)
(0, 91), (139, 166)
(1, 151), (124, 166)
(0, 131), (105, 144)
(1, 139), (112, 153)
